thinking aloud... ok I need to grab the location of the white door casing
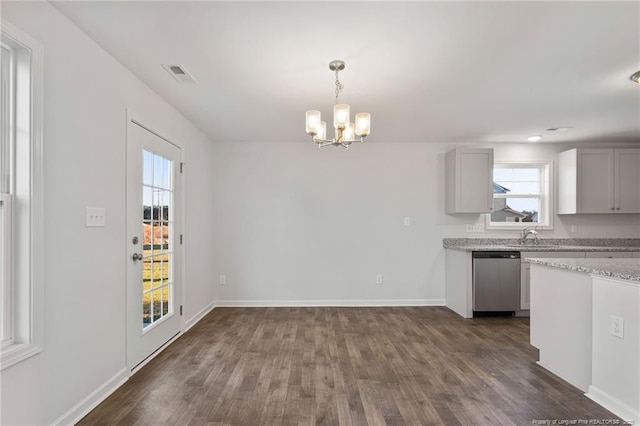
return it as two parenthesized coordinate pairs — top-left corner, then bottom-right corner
(126, 115), (182, 371)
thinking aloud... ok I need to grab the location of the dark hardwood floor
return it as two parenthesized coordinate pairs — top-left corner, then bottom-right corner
(79, 307), (618, 425)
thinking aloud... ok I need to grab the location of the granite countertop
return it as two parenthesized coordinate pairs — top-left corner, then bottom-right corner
(443, 238), (640, 252)
(527, 258), (640, 283)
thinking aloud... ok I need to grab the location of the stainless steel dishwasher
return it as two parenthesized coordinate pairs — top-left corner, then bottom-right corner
(472, 251), (520, 316)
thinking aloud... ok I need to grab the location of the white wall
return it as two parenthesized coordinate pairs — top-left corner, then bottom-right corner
(209, 141), (640, 304)
(210, 142), (449, 305)
(0, 2), (215, 425)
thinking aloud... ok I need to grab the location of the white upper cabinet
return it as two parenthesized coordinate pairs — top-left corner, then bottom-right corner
(614, 149), (640, 213)
(445, 148), (494, 214)
(558, 148), (640, 214)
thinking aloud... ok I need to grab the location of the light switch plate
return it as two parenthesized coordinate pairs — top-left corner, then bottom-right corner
(86, 207), (106, 227)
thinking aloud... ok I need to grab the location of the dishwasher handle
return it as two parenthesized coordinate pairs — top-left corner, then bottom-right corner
(472, 251), (520, 259)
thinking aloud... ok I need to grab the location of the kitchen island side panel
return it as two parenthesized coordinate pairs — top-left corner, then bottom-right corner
(588, 276), (640, 423)
(530, 264), (593, 391)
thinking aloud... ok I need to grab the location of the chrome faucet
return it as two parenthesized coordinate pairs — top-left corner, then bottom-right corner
(520, 226), (539, 245)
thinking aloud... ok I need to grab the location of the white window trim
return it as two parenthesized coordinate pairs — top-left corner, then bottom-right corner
(0, 20), (44, 370)
(1, 193), (13, 348)
(486, 160), (553, 231)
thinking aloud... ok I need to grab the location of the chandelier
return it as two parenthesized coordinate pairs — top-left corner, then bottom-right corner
(305, 60), (371, 149)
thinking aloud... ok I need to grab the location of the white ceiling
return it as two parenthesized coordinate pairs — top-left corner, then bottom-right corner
(52, 1), (640, 145)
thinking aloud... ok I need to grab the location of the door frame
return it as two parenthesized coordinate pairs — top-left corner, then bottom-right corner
(125, 108), (186, 373)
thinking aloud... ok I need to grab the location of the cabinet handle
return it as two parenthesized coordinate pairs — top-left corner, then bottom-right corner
(616, 207), (620, 210)
(610, 207), (615, 211)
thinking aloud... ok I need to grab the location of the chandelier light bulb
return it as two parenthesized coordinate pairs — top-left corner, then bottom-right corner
(318, 121), (327, 140)
(355, 112), (371, 137)
(333, 104), (350, 129)
(305, 110), (321, 135)
(343, 123), (355, 141)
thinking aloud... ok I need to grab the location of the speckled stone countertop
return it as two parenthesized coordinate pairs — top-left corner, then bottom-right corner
(443, 238), (640, 252)
(527, 258), (640, 283)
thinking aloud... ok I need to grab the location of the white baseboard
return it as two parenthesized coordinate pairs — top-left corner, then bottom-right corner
(184, 301), (215, 332)
(214, 299), (446, 307)
(51, 303), (218, 426)
(52, 368), (128, 426)
(586, 385), (640, 424)
(535, 361), (588, 392)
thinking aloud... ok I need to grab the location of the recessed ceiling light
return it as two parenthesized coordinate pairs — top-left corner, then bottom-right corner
(631, 71), (640, 84)
(546, 127), (573, 132)
(527, 135), (542, 142)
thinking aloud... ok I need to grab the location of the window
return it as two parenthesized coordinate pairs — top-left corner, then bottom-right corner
(1, 41), (14, 348)
(486, 162), (552, 230)
(0, 22), (44, 370)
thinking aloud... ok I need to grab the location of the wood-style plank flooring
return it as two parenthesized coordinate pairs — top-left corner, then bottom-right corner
(79, 307), (618, 425)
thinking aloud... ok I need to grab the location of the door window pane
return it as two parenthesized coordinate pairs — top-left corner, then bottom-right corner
(141, 149), (174, 330)
(143, 150), (153, 186)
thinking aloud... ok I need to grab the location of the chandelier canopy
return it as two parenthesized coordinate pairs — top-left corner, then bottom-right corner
(305, 60), (371, 149)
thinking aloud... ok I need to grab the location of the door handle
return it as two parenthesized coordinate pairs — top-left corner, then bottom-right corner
(131, 253), (143, 262)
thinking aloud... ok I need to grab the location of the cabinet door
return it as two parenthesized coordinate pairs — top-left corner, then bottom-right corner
(445, 148), (493, 214)
(520, 262), (530, 310)
(577, 149), (614, 213)
(614, 149), (640, 213)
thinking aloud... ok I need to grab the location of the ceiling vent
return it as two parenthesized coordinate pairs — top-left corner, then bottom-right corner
(161, 64), (197, 83)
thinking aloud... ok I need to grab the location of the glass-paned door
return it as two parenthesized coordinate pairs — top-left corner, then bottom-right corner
(127, 118), (182, 371)
(142, 150), (174, 328)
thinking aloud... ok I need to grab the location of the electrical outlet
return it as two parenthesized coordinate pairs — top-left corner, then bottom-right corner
(466, 224), (473, 232)
(570, 224), (578, 233)
(404, 217), (411, 226)
(219, 275), (226, 285)
(375, 274), (383, 285)
(610, 315), (624, 339)
(472, 223), (485, 232)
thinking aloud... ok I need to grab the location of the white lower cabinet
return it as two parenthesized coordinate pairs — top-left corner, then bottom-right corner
(520, 262), (531, 310)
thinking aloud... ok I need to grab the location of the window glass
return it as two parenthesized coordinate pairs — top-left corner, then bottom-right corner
(1, 25), (44, 370)
(0, 42), (14, 346)
(488, 163), (551, 229)
(490, 197), (541, 224)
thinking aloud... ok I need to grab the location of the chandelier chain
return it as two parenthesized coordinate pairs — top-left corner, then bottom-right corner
(334, 69), (344, 104)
